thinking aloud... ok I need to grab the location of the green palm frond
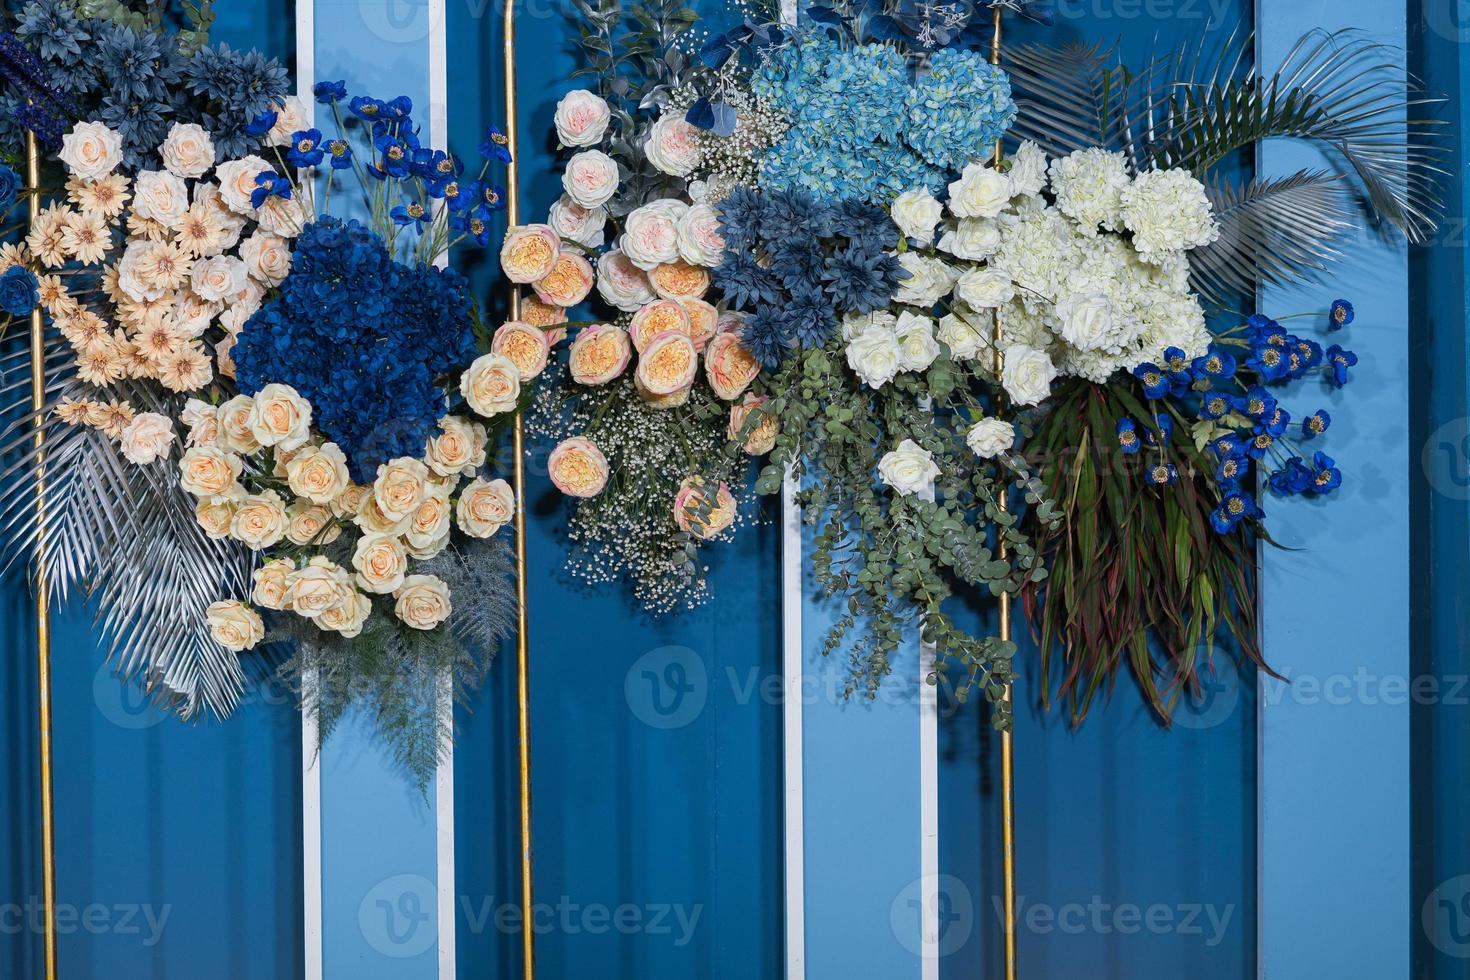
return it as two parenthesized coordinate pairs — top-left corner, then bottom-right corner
(1189, 171), (1355, 304)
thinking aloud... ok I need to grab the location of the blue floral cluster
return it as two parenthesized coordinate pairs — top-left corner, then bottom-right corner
(751, 36), (1015, 204)
(232, 217), (477, 482)
(6, 0), (288, 165)
(1118, 300), (1359, 534)
(712, 186), (902, 368)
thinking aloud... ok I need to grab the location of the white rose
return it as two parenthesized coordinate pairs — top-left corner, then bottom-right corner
(547, 195), (607, 249)
(893, 253), (956, 308)
(456, 477), (516, 538)
(247, 383), (312, 451)
(676, 203), (726, 268)
(352, 533), (409, 595)
(937, 218), (1002, 261)
(620, 199), (686, 271)
(178, 445), (242, 498)
(554, 89), (611, 147)
(119, 412), (175, 465)
(953, 268), (1015, 309)
(947, 162), (1013, 219)
(595, 249), (657, 312)
(252, 558), (295, 610)
(878, 439), (941, 496)
(424, 415), (487, 478)
(965, 417), (1015, 459)
(286, 442), (350, 504)
(190, 255), (248, 303)
(845, 325), (904, 389)
(561, 150), (620, 209)
(58, 122), (123, 179)
(215, 156), (272, 214)
(240, 231), (292, 286)
(938, 307), (988, 362)
(891, 188), (943, 245)
(461, 352), (521, 417)
(160, 122), (216, 179)
(1000, 344), (1058, 407)
(1055, 291), (1114, 352)
(267, 96), (310, 148)
(643, 115), (702, 178)
(132, 170), (190, 228)
(372, 457), (430, 520)
(1007, 141), (1049, 198)
(205, 600), (264, 652)
(393, 574), (452, 630)
(895, 312), (940, 372)
(230, 490), (288, 550)
(840, 310), (896, 341)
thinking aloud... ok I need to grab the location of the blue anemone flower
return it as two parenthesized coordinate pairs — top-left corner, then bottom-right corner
(1133, 362), (1170, 399)
(1310, 451), (1343, 493)
(1325, 344), (1358, 387)
(326, 138), (353, 170)
(1301, 409), (1331, 439)
(250, 171), (292, 208)
(1192, 347), (1236, 381)
(244, 109), (276, 137)
(313, 79), (347, 104)
(1329, 299), (1354, 330)
(479, 124), (512, 163)
(1116, 417), (1141, 455)
(286, 128), (324, 168)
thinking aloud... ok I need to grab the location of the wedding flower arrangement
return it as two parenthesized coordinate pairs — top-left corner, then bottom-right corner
(512, 0), (1438, 718)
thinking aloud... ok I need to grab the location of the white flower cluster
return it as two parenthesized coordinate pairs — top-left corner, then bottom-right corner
(168, 383), (514, 652)
(861, 142), (1218, 407)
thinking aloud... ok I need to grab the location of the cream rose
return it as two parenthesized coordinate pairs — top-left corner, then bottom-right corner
(132, 170), (190, 228)
(953, 268), (1015, 309)
(1054, 292), (1115, 352)
(547, 436), (609, 497)
(252, 558), (295, 610)
(205, 600), (264, 652)
(620, 199), (686, 271)
(878, 439), (940, 496)
(216, 395), (261, 453)
(190, 255), (248, 303)
(456, 477), (515, 538)
(160, 122), (216, 179)
(673, 477), (735, 539)
(352, 533), (409, 594)
(568, 324), (632, 385)
(230, 490), (288, 550)
(595, 249), (656, 312)
(499, 224), (560, 283)
(331, 483), (370, 519)
(896, 312), (941, 372)
(247, 383), (312, 451)
(547, 195), (607, 249)
(461, 352), (521, 418)
(286, 442), (350, 504)
(676, 203), (725, 268)
(119, 412), (176, 465)
(554, 89), (611, 147)
(947, 162), (1013, 219)
(178, 445), (242, 498)
(393, 574), (452, 630)
(266, 96), (310, 148)
(965, 417), (1015, 459)
(562, 150), (620, 209)
(240, 231), (292, 285)
(703, 331), (761, 400)
(1000, 344), (1058, 407)
(215, 156), (272, 214)
(644, 115), (702, 177)
(372, 457), (430, 521)
(636, 331), (698, 396)
(405, 490), (452, 551)
(58, 122), (123, 180)
(425, 416), (487, 478)
(845, 324), (903, 389)
(937, 218), (1002, 261)
(492, 321), (551, 379)
(285, 556), (354, 618)
(938, 308), (987, 362)
(354, 490), (411, 536)
(286, 501), (339, 546)
(318, 591), (371, 637)
(893, 253), (956, 308)
(892, 188), (943, 245)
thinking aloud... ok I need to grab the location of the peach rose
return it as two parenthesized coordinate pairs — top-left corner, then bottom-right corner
(205, 600), (264, 652)
(285, 556), (354, 618)
(215, 156), (272, 214)
(628, 299), (690, 353)
(649, 261), (710, 300)
(160, 122), (216, 179)
(331, 482), (370, 519)
(286, 501), (340, 546)
(318, 590), (371, 638)
(215, 395), (260, 453)
(519, 296), (570, 329)
(178, 445), (242, 498)
(393, 574), (452, 630)
(240, 230), (292, 286)
(194, 495), (237, 540)
(372, 457), (430, 521)
(456, 477), (515, 538)
(286, 442), (350, 504)
(728, 395), (779, 455)
(491, 321), (551, 379)
(405, 489), (453, 551)
(461, 352), (521, 418)
(424, 415), (487, 478)
(673, 477), (736, 539)
(547, 436), (609, 497)
(499, 224), (560, 283)
(533, 252), (595, 308)
(682, 298), (718, 352)
(119, 412), (176, 465)
(635, 331), (698, 396)
(354, 489), (410, 536)
(247, 383), (312, 451)
(230, 490), (288, 550)
(704, 331), (762, 400)
(568, 324), (631, 385)
(352, 533), (409, 594)
(252, 558), (295, 610)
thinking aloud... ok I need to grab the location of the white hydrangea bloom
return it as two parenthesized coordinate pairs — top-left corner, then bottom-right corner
(1047, 148), (1131, 234)
(1120, 168), (1220, 263)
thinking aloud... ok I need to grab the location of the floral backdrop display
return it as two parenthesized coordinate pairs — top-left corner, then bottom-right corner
(0, 0), (533, 781)
(511, 0), (1439, 722)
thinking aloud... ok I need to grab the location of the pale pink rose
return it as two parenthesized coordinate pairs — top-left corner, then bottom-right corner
(704, 331), (762, 400)
(532, 252), (595, 308)
(132, 170), (190, 228)
(267, 96), (311, 148)
(595, 249), (656, 313)
(628, 299), (690, 353)
(635, 331), (698, 396)
(499, 224), (560, 284)
(240, 231), (292, 286)
(491, 321), (551, 379)
(676, 203), (725, 267)
(672, 477), (736, 539)
(547, 436), (609, 498)
(561, 150), (619, 209)
(554, 90), (612, 148)
(58, 122), (123, 179)
(567, 324), (632, 386)
(547, 194), (606, 248)
(619, 199), (686, 271)
(644, 115), (702, 178)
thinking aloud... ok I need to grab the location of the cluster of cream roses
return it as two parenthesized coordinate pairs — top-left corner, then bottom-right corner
(866, 142), (1218, 413)
(513, 89), (774, 536)
(43, 114), (306, 454)
(176, 383), (515, 653)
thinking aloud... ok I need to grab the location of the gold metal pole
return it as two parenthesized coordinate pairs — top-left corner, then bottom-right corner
(27, 127), (59, 980)
(989, 7), (1018, 980)
(500, 4), (536, 977)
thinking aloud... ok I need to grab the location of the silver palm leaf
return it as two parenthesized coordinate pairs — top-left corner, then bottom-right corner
(0, 333), (254, 719)
(1002, 29), (1445, 301)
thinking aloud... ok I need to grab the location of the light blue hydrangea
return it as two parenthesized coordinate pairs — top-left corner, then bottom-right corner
(904, 48), (1016, 171)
